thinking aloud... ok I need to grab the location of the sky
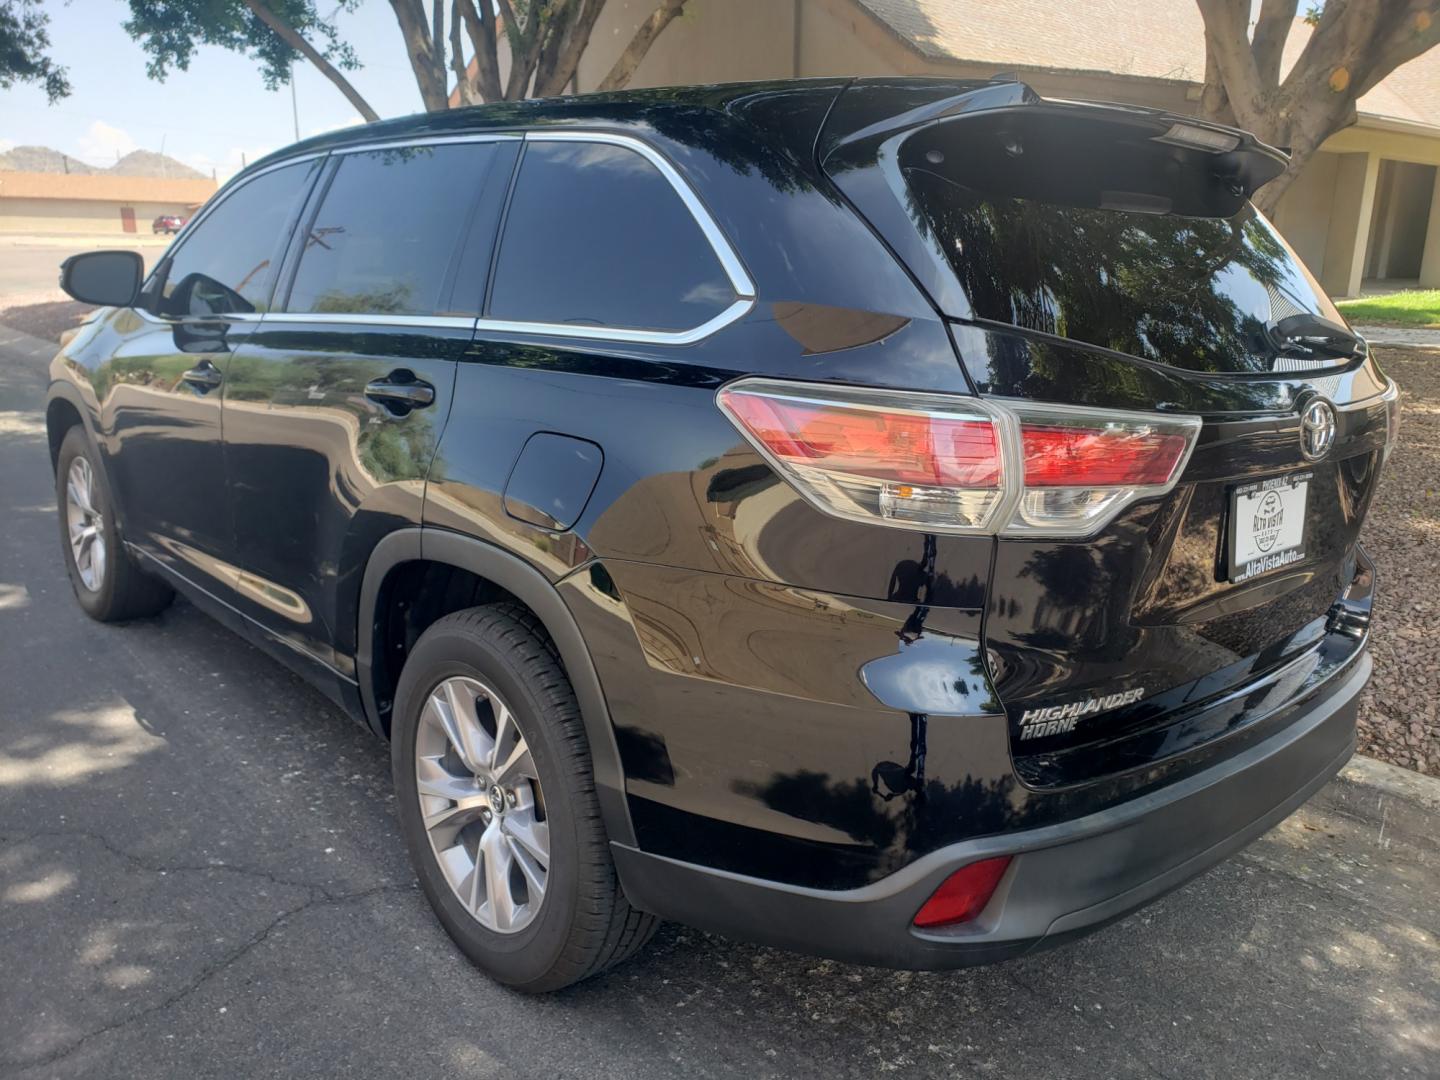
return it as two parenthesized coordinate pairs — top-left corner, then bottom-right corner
(0, 0), (431, 180)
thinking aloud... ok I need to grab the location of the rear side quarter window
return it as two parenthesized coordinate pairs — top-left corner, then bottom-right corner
(488, 138), (745, 335)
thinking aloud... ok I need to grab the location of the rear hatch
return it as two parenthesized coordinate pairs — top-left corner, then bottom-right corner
(819, 79), (1396, 784)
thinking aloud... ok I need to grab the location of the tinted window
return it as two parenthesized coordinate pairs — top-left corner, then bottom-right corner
(905, 168), (1346, 375)
(490, 141), (735, 332)
(158, 160), (316, 317)
(287, 144), (506, 316)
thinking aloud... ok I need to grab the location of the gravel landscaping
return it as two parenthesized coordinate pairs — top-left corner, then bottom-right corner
(1, 303), (1435, 775)
(1357, 347), (1440, 776)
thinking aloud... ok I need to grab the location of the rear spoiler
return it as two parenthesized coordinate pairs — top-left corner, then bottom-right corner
(814, 77), (1290, 321)
(819, 77), (1288, 201)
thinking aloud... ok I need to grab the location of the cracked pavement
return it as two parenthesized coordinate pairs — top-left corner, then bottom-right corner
(2, 323), (1438, 1079)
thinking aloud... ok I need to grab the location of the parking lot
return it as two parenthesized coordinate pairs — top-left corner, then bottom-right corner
(1, 263), (1437, 1078)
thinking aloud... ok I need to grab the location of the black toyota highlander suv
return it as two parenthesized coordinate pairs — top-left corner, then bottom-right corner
(46, 78), (1396, 992)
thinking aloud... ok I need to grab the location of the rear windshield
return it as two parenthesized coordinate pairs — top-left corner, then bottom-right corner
(904, 164), (1344, 375)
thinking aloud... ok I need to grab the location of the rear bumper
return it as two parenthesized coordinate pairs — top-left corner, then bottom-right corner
(613, 648), (1368, 969)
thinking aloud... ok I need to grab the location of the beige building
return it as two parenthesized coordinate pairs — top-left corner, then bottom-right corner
(0, 171), (217, 235)
(561, 0), (1440, 298)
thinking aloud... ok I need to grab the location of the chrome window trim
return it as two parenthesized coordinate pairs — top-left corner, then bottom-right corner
(331, 133), (522, 155)
(474, 129), (756, 346)
(253, 312), (478, 330)
(479, 298), (754, 346)
(134, 130), (758, 345)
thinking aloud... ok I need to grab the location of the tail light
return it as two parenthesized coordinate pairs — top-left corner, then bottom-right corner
(913, 856), (1012, 928)
(718, 380), (1200, 537)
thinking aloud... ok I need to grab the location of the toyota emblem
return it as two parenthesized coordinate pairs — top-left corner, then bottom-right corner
(1299, 398), (1337, 461)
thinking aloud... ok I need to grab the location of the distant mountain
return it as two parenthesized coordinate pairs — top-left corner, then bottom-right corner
(108, 149), (205, 179)
(0, 145), (98, 174)
(0, 145), (205, 179)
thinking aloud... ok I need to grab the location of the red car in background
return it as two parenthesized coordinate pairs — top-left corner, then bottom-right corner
(151, 214), (185, 234)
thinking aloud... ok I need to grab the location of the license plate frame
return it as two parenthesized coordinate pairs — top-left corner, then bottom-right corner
(1227, 471), (1312, 584)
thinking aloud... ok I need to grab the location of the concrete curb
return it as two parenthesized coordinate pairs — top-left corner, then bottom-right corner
(1314, 753), (1440, 842)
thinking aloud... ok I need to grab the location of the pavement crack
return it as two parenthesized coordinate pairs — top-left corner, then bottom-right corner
(1, 826), (361, 900)
(0, 880), (415, 1077)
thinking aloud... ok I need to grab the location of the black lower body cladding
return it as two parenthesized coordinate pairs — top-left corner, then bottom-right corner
(611, 650), (1367, 968)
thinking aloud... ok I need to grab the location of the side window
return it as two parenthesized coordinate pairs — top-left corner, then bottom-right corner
(286, 143), (510, 317)
(489, 140), (737, 332)
(158, 160), (316, 318)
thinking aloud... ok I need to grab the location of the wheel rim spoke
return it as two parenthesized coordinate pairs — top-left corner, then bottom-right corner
(415, 674), (548, 935)
(480, 825), (517, 931)
(64, 458), (105, 592)
(503, 809), (550, 866)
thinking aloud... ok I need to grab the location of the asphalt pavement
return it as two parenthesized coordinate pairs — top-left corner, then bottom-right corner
(1, 323), (1437, 1079)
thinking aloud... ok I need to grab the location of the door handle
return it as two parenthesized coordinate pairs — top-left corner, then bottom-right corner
(181, 363), (224, 390)
(365, 374), (435, 410)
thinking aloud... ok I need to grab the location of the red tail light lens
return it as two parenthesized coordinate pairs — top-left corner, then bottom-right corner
(717, 383), (1008, 532)
(913, 856), (1012, 929)
(716, 380), (1201, 537)
(720, 392), (1001, 488)
(1020, 423), (1192, 487)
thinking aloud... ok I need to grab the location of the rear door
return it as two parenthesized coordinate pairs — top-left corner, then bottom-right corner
(220, 137), (518, 675)
(819, 83), (1396, 781)
(100, 157), (319, 600)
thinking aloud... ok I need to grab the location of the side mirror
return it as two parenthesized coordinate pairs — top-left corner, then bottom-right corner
(59, 250), (144, 307)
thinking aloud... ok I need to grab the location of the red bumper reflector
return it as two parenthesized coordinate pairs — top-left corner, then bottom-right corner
(912, 856), (1012, 929)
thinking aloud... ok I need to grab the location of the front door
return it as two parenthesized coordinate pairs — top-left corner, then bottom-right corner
(100, 157), (320, 599)
(221, 138), (517, 673)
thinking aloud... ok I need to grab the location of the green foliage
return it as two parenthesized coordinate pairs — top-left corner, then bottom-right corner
(0, 0), (70, 101)
(1335, 289), (1440, 328)
(123, 0), (361, 90)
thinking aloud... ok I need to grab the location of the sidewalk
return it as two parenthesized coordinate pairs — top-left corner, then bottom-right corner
(0, 232), (174, 249)
(1355, 323), (1440, 348)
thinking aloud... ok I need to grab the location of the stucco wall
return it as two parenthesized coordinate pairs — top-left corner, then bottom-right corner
(0, 198), (195, 234)
(1272, 151), (1340, 277)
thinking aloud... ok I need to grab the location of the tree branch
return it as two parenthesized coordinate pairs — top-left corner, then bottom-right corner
(449, 0), (479, 104)
(242, 0), (379, 122)
(597, 0), (686, 92)
(1252, 0), (1299, 86)
(497, 0), (538, 98)
(459, 0), (504, 102)
(1195, 0), (1269, 128)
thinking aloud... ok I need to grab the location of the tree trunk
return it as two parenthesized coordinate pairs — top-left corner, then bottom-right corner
(389, 0), (450, 112)
(597, 0), (687, 92)
(243, 0), (379, 123)
(1195, 0), (1440, 218)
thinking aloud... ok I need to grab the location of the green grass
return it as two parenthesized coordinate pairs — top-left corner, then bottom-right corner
(1335, 289), (1440, 328)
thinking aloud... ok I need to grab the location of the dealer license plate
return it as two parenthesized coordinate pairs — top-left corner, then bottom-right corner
(1228, 472), (1311, 583)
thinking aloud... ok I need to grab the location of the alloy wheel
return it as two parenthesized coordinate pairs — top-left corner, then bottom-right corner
(415, 675), (550, 933)
(65, 456), (106, 592)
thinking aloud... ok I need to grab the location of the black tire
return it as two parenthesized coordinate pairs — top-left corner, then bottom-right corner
(55, 425), (174, 622)
(392, 604), (657, 992)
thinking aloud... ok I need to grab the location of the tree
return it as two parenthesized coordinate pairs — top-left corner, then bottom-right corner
(0, 0), (69, 101)
(123, 0), (692, 124)
(1198, 0), (1440, 212)
(124, 0), (378, 121)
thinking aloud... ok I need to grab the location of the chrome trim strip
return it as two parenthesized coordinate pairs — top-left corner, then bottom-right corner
(254, 312), (478, 330)
(133, 309), (265, 327)
(477, 298), (753, 346)
(524, 130), (756, 300)
(332, 133), (522, 155)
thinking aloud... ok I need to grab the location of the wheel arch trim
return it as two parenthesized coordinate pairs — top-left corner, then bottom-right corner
(356, 527), (636, 847)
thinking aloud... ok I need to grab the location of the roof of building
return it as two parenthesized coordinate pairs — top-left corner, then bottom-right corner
(855, 0), (1440, 130)
(0, 171), (217, 203)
